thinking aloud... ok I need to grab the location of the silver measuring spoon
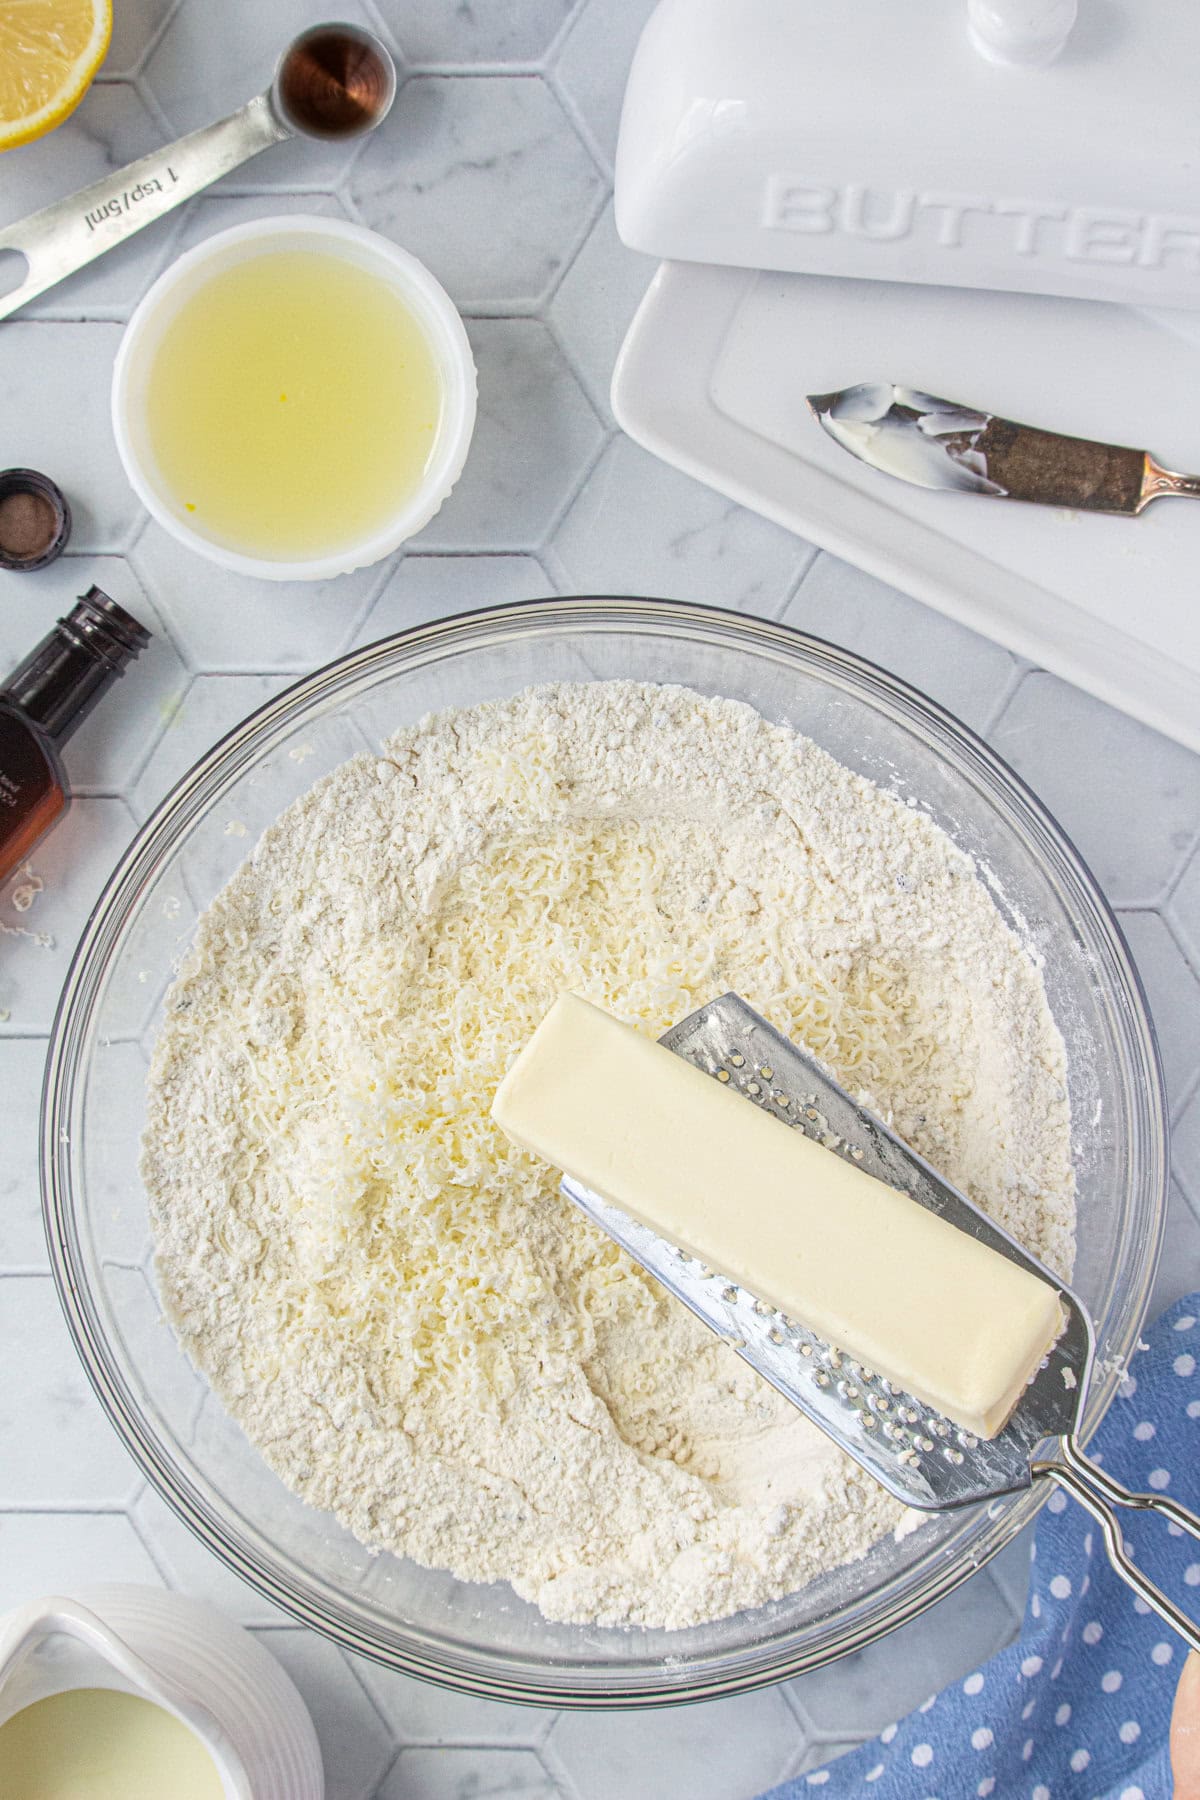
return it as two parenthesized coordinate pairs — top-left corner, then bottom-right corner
(0, 23), (396, 324)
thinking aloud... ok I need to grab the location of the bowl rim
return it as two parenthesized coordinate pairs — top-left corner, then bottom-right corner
(110, 214), (478, 582)
(41, 596), (1168, 1706)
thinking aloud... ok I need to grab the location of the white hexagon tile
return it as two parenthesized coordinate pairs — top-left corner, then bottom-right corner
(2, 1), (1199, 1797)
(374, 0), (576, 66)
(415, 317), (605, 550)
(0, 326), (142, 551)
(553, 0), (658, 172)
(346, 75), (604, 310)
(547, 202), (657, 421)
(776, 557), (1019, 736)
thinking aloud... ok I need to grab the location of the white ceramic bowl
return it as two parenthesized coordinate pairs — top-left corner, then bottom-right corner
(111, 216), (476, 582)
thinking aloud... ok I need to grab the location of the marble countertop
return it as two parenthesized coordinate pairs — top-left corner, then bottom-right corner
(2, 2), (1199, 1795)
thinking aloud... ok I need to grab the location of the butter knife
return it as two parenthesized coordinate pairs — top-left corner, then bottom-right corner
(807, 383), (1200, 515)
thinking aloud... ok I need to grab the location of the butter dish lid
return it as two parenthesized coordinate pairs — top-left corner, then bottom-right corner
(614, 0), (1200, 310)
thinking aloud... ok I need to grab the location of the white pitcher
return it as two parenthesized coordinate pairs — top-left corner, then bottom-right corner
(0, 1583), (323, 1799)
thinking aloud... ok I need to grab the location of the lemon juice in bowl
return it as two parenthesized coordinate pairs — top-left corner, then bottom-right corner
(145, 249), (442, 561)
(112, 218), (477, 579)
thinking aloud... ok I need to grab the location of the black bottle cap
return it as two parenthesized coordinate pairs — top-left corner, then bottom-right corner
(0, 469), (72, 572)
(1, 586), (151, 744)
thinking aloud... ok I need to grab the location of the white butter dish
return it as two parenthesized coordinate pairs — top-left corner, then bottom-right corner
(616, 0), (1200, 311)
(611, 260), (1200, 753)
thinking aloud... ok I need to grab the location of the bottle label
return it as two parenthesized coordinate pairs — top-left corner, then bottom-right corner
(0, 717), (52, 810)
(0, 709), (62, 886)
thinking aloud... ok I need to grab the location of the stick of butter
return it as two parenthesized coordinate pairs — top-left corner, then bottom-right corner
(492, 994), (1063, 1440)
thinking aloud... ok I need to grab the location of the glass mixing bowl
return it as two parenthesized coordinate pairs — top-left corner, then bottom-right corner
(42, 599), (1166, 1705)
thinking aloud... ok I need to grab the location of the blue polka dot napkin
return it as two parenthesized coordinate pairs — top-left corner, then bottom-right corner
(760, 1293), (1200, 1800)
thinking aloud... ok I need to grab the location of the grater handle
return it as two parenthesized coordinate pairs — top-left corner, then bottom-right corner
(1031, 1437), (1200, 1654)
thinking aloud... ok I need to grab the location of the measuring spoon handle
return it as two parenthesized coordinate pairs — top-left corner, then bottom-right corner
(0, 94), (290, 324)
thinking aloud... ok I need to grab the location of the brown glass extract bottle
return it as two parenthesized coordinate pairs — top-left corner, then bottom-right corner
(0, 587), (151, 886)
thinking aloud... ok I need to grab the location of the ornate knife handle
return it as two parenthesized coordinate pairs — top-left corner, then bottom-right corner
(1142, 456), (1200, 506)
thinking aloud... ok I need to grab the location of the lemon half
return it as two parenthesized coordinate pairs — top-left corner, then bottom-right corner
(0, 0), (112, 152)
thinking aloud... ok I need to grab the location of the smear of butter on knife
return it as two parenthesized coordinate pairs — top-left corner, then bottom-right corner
(807, 382), (1007, 493)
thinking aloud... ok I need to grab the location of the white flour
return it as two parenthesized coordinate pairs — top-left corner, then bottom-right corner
(142, 681), (1075, 1630)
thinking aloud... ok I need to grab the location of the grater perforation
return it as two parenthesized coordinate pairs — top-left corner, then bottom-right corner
(567, 993), (1085, 1510)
